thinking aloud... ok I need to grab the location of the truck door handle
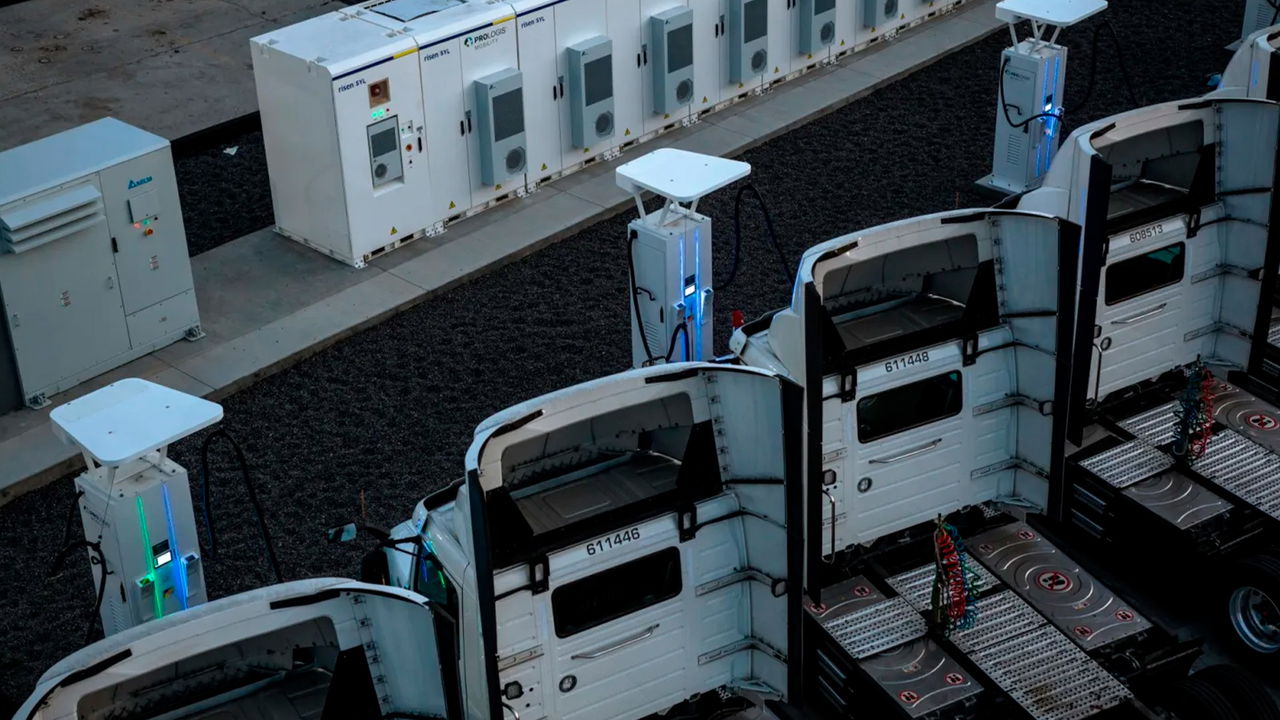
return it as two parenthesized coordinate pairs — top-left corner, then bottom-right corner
(1110, 303), (1167, 325)
(868, 438), (942, 464)
(571, 623), (659, 659)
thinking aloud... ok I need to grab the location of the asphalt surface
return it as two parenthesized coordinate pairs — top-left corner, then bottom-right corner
(0, 0), (1252, 712)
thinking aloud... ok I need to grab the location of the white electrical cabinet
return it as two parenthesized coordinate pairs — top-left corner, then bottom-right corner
(252, 12), (432, 267)
(253, 0), (973, 266)
(0, 118), (201, 411)
(353, 1), (524, 213)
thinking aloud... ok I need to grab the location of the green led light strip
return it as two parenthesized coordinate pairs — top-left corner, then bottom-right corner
(135, 497), (163, 620)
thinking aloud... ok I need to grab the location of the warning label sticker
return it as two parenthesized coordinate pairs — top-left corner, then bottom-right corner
(1247, 413), (1278, 431)
(1036, 570), (1074, 593)
(1115, 609), (1135, 622)
(945, 673), (966, 686)
(899, 691), (920, 704)
(1017, 529), (1037, 541)
(852, 585), (872, 598)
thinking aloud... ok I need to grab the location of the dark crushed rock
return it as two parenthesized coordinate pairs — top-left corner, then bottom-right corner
(0, 0), (1246, 710)
(174, 130), (274, 257)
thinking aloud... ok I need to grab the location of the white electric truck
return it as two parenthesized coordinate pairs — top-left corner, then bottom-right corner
(1009, 93), (1280, 662)
(24, 351), (1273, 720)
(730, 201), (1280, 719)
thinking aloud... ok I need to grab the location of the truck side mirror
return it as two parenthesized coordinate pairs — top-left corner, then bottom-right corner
(325, 523), (359, 543)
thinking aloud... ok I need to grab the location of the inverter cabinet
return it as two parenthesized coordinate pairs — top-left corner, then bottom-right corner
(0, 118), (201, 410)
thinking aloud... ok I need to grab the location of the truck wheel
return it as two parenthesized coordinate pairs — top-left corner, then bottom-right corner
(1164, 676), (1242, 720)
(1193, 665), (1280, 719)
(1223, 554), (1280, 656)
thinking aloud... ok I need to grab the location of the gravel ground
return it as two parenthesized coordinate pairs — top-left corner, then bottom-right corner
(0, 0), (1248, 711)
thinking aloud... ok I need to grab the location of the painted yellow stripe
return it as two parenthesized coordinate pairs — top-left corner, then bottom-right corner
(393, 48), (418, 59)
(494, 14), (515, 24)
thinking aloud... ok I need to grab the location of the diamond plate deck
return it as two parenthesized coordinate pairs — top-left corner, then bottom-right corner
(887, 562), (999, 611)
(969, 625), (1133, 720)
(859, 637), (984, 717)
(952, 590), (1046, 654)
(810, 576), (928, 659)
(1192, 429), (1280, 518)
(1077, 440), (1172, 489)
(1123, 470), (1230, 529)
(1116, 401), (1179, 445)
(968, 523), (1152, 650)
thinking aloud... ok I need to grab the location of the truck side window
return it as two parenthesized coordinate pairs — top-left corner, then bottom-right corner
(414, 549), (455, 608)
(857, 371), (963, 443)
(552, 547), (682, 638)
(1105, 242), (1185, 305)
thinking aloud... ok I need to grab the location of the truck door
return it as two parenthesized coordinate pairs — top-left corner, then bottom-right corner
(1092, 225), (1189, 400)
(540, 493), (744, 720)
(844, 342), (969, 544)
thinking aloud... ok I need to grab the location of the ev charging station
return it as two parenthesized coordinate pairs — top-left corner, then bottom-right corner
(617, 149), (750, 367)
(52, 379), (221, 636)
(978, 0), (1108, 195)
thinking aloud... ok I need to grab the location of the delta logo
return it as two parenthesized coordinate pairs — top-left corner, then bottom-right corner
(128, 176), (153, 190)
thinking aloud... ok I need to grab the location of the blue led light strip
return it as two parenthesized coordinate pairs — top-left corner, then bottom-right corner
(161, 483), (190, 611)
(693, 227), (703, 361)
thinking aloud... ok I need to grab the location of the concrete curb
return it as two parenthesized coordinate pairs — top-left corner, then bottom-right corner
(0, 0), (1002, 505)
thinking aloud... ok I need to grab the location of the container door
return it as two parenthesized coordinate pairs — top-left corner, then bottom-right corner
(641, 0), (690, 135)
(692, 0), (724, 113)
(422, 38), (474, 223)
(97, 149), (195, 315)
(607, 0), (645, 146)
(460, 16), (524, 204)
(1092, 222), (1190, 401)
(556, 0), (611, 166)
(764, 0), (793, 88)
(0, 179), (129, 402)
(517, 5), (563, 188)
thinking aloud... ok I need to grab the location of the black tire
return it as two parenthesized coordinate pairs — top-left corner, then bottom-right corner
(1194, 665), (1280, 720)
(1221, 553), (1280, 657)
(1164, 676), (1243, 720)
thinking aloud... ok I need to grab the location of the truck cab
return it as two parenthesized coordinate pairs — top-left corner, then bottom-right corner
(732, 208), (1075, 546)
(15, 579), (452, 720)
(730, 208), (1273, 718)
(1214, 23), (1280, 100)
(1018, 96), (1279, 409)
(383, 362), (803, 720)
(1018, 95), (1280, 659)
